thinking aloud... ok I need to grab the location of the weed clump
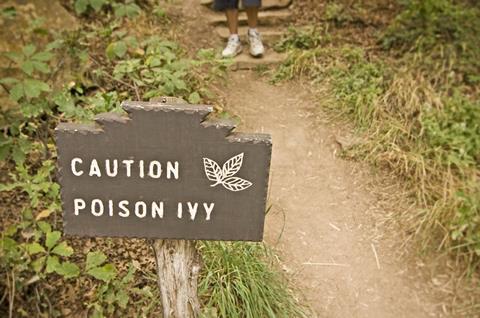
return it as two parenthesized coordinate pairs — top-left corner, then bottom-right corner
(199, 242), (307, 318)
(381, 0), (480, 86)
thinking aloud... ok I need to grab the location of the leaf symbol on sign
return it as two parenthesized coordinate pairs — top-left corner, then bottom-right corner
(203, 153), (253, 192)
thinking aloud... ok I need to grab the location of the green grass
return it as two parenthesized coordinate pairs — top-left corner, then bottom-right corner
(381, 0), (480, 86)
(199, 242), (307, 318)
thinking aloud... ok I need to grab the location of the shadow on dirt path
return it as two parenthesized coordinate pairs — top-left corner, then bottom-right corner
(221, 72), (443, 318)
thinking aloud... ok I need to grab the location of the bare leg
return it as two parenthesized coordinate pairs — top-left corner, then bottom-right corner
(225, 9), (239, 34)
(221, 8), (243, 58)
(245, 6), (259, 28)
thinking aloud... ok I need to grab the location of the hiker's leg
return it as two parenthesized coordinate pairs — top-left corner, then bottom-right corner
(214, 0), (243, 57)
(244, 0), (261, 28)
(244, 0), (264, 57)
(213, 0), (240, 34)
(226, 8), (239, 35)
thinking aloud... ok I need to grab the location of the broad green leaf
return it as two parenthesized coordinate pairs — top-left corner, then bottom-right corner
(105, 43), (116, 60)
(0, 77), (18, 85)
(46, 40), (63, 51)
(53, 91), (76, 117)
(45, 231), (61, 250)
(32, 51), (53, 62)
(21, 60), (34, 75)
(3, 51), (22, 64)
(74, 0), (89, 14)
(22, 44), (36, 57)
(4, 224), (18, 236)
(106, 41), (127, 59)
(87, 264), (117, 282)
(90, 0), (106, 12)
(121, 264), (136, 284)
(3, 52), (23, 64)
(22, 208), (33, 221)
(32, 256), (46, 272)
(188, 91), (201, 104)
(114, 41), (127, 58)
(0, 182), (18, 192)
(10, 83), (24, 101)
(86, 251), (107, 270)
(56, 261), (80, 278)
(0, 135), (12, 161)
(11, 145), (26, 164)
(32, 61), (49, 73)
(51, 241), (73, 257)
(23, 79), (50, 99)
(0, 143), (11, 161)
(20, 102), (43, 118)
(46, 255), (60, 273)
(173, 79), (186, 90)
(17, 135), (32, 156)
(25, 242), (46, 255)
(37, 220), (52, 234)
(116, 290), (129, 309)
(113, 3), (141, 18)
(1, 237), (18, 252)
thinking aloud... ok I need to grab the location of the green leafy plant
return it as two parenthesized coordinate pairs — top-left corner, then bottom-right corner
(74, 0), (109, 15)
(26, 222), (79, 279)
(85, 251), (117, 282)
(85, 256), (157, 318)
(274, 26), (325, 52)
(4, 44), (53, 76)
(380, 0), (480, 84)
(1, 3), (304, 316)
(96, 35), (230, 102)
(0, 160), (60, 209)
(112, 1), (141, 19)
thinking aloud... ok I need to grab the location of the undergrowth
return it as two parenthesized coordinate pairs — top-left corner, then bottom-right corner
(274, 0), (480, 312)
(199, 242), (307, 318)
(0, 1), (304, 317)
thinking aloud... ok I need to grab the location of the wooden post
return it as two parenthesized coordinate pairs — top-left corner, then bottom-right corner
(151, 98), (201, 318)
(152, 240), (201, 318)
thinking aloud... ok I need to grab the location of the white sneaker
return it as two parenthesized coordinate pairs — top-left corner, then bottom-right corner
(247, 29), (265, 57)
(222, 35), (243, 58)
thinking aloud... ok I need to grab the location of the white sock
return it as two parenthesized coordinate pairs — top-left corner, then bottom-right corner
(248, 28), (258, 34)
(229, 34), (240, 41)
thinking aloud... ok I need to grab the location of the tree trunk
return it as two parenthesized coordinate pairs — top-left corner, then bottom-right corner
(152, 239), (201, 318)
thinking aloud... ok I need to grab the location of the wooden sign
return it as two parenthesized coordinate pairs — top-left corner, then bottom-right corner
(55, 101), (272, 241)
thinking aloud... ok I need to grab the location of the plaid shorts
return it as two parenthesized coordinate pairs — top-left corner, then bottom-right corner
(213, 0), (262, 11)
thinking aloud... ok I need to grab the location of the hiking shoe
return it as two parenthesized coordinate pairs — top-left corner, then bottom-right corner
(247, 29), (265, 57)
(222, 35), (243, 58)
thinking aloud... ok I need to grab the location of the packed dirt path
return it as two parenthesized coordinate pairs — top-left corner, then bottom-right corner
(221, 72), (442, 317)
(177, 0), (444, 316)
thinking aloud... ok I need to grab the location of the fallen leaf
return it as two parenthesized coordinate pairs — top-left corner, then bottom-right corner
(36, 209), (53, 220)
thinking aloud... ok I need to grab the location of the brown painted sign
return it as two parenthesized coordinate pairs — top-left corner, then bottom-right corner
(55, 101), (271, 241)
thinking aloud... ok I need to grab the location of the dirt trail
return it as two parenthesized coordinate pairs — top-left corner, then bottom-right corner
(221, 72), (442, 317)
(176, 1), (443, 316)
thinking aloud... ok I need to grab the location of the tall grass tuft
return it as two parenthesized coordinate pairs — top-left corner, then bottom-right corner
(199, 242), (308, 318)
